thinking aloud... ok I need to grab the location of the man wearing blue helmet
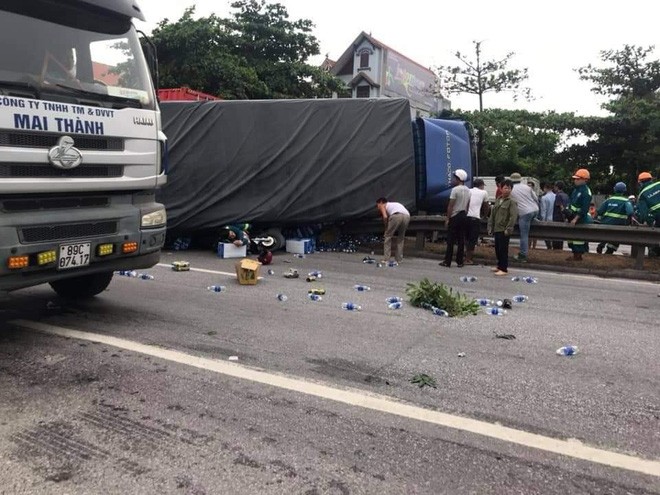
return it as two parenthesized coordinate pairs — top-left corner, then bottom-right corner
(596, 182), (635, 254)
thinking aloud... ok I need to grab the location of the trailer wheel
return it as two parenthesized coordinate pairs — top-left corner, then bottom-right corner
(261, 228), (286, 251)
(49, 272), (114, 299)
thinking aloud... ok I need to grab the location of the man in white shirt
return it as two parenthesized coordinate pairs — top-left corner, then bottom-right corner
(465, 178), (490, 264)
(376, 197), (411, 264)
(509, 172), (539, 262)
(440, 169), (471, 268)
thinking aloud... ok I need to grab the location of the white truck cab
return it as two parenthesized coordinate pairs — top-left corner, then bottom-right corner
(0, 0), (166, 298)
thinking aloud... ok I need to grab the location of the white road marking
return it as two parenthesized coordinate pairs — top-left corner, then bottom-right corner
(12, 319), (659, 478)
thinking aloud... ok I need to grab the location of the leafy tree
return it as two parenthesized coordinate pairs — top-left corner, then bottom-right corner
(435, 41), (532, 111)
(149, 2), (343, 99)
(576, 45), (660, 190)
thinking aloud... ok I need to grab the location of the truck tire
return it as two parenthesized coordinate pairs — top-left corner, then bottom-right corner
(261, 228), (286, 251)
(49, 272), (114, 299)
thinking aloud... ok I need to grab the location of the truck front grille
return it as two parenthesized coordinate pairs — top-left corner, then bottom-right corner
(20, 221), (118, 243)
(0, 164), (123, 178)
(2, 196), (109, 212)
(0, 131), (124, 151)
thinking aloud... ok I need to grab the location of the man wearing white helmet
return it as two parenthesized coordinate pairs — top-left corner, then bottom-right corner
(440, 169), (470, 268)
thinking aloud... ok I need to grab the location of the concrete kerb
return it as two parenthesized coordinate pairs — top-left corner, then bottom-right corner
(402, 248), (660, 283)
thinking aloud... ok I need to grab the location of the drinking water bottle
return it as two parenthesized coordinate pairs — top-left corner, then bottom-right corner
(485, 307), (506, 316)
(511, 276), (521, 282)
(354, 285), (371, 292)
(293, 254), (305, 258)
(386, 296), (403, 304)
(420, 302), (433, 310)
(341, 302), (362, 311)
(431, 307), (449, 317)
(512, 295), (529, 303)
(475, 298), (494, 306)
(276, 293), (288, 302)
(387, 261), (398, 267)
(376, 263), (383, 268)
(523, 276), (538, 284)
(207, 285), (227, 292)
(362, 257), (376, 264)
(308, 271), (322, 279)
(118, 270), (138, 277)
(307, 293), (322, 301)
(460, 276), (478, 282)
(388, 301), (403, 310)
(267, 269), (275, 275)
(137, 273), (154, 280)
(556, 345), (578, 356)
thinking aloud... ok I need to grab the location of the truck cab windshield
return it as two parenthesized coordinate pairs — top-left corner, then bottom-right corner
(0, 8), (155, 110)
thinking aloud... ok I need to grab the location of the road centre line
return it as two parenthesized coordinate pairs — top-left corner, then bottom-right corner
(12, 319), (659, 478)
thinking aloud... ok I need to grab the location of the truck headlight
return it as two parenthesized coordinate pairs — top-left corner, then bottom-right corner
(142, 208), (167, 228)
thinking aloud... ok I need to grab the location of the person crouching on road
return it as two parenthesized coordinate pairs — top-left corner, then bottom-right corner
(376, 197), (411, 264)
(488, 179), (518, 276)
(596, 182), (635, 254)
(566, 168), (593, 261)
(440, 169), (471, 268)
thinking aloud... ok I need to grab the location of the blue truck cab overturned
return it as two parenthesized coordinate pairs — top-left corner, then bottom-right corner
(0, 0), (167, 298)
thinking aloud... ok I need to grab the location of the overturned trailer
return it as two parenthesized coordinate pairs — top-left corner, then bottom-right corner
(159, 98), (474, 249)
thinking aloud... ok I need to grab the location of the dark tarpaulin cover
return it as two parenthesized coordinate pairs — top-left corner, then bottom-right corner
(158, 98), (415, 233)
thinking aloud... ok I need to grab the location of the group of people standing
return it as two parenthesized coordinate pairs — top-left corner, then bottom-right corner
(376, 169), (659, 272)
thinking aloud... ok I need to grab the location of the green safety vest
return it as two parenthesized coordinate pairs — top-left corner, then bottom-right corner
(639, 181), (660, 222)
(597, 195), (631, 225)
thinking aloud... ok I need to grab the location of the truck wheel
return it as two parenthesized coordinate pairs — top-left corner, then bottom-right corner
(261, 228), (285, 251)
(49, 272), (114, 299)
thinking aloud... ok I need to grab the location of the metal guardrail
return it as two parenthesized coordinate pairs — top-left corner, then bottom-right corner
(341, 215), (660, 270)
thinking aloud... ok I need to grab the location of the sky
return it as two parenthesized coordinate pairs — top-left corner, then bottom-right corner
(134, 0), (659, 117)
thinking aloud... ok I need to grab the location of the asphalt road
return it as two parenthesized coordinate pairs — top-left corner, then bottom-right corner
(0, 249), (658, 494)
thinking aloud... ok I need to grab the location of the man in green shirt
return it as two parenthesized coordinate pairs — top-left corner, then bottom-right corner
(566, 168), (593, 261)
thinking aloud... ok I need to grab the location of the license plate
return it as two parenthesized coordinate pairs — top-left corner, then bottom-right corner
(58, 242), (91, 270)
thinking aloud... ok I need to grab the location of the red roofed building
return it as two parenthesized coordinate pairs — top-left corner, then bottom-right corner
(92, 62), (120, 86)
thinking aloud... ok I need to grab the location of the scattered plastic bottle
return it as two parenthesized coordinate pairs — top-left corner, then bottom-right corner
(431, 307), (449, 317)
(420, 302), (433, 310)
(308, 288), (326, 295)
(207, 285), (227, 292)
(267, 269), (275, 275)
(475, 298), (494, 306)
(386, 296), (403, 304)
(293, 254), (306, 259)
(341, 302), (362, 311)
(523, 276), (538, 284)
(276, 293), (288, 302)
(512, 295), (529, 303)
(137, 273), (154, 280)
(388, 301), (403, 310)
(485, 307), (507, 316)
(511, 276), (521, 282)
(460, 276), (478, 283)
(354, 285), (371, 292)
(376, 263), (383, 268)
(118, 270), (138, 277)
(387, 261), (398, 267)
(556, 345), (579, 356)
(362, 256), (376, 264)
(307, 293), (322, 302)
(308, 271), (323, 279)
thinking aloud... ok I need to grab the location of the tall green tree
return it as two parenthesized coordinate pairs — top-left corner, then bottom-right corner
(576, 45), (660, 189)
(435, 41), (532, 112)
(150, 2), (343, 99)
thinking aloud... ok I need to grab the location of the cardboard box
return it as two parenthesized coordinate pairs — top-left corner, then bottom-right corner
(217, 242), (247, 259)
(235, 258), (261, 285)
(286, 238), (313, 254)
